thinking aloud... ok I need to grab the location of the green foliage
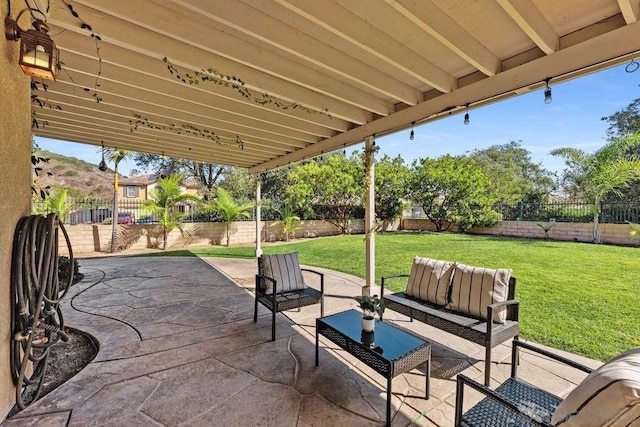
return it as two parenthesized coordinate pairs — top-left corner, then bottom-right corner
(274, 205), (300, 242)
(286, 154), (363, 234)
(374, 154), (410, 224)
(602, 97), (640, 142)
(58, 256), (84, 288)
(31, 142), (51, 200)
(408, 155), (499, 232)
(37, 188), (73, 223)
(469, 141), (555, 203)
(207, 187), (252, 246)
(355, 295), (385, 319)
(143, 174), (201, 250)
(220, 168), (254, 205)
(552, 134), (640, 242)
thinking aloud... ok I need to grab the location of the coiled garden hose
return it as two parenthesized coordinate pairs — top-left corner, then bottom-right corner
(10, 213), (73, 409)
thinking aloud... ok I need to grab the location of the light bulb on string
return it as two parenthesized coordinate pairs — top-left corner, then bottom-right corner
(463, 104), (470, 125)
(98, 141), (108, 171)
(409, 122), (415, 140)
(544, 78), (552, 104)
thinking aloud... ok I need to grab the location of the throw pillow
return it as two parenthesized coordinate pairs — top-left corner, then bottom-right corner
(446, 263), (511, 323)
(551, 346), (640, 426)
(261, 252), (306, 294)
(405, 256), (455, 306)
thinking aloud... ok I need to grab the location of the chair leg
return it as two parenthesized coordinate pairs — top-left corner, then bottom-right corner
(271, 309), (277, 341)
(485, 346), (492, 386)
(254, 296), (259, 323)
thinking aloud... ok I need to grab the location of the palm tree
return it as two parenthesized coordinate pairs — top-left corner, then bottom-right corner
(552, 134), (640, 243)
(103, 148), (131, 252)
(36, 188), (73, 223)
(142, 174), (201, 250)
(209, 187), (252, 246)
(275, 205), (300, 242)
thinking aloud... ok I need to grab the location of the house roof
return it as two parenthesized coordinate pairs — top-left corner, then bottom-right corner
(29, 0), (640, 173)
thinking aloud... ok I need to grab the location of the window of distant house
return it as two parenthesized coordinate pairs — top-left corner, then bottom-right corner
(125, 186), (139, 198)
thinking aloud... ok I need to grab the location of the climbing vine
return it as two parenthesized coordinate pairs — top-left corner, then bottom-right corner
(163, 58), (330, 117)
(129, 114), (244, 149)
(31, 80), (62, 129)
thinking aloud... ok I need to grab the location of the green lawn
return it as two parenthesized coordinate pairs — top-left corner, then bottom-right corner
(142, 232), (640, 362)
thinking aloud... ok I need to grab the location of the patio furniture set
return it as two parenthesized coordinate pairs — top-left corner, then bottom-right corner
(254, 252), (640, 426)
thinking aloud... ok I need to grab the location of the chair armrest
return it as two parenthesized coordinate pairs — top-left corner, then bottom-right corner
(487, 299), (520, 323)
(255, 274), (277, 294)
(301, 268), (324, 294)
(380, 274), (409, 298)
(455, 374), (553, 427)
(511, 340), (593, 377)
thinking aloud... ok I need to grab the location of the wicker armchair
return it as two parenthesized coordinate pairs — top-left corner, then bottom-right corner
(455, 340), (593, 426)
(254, 252), (324, 341)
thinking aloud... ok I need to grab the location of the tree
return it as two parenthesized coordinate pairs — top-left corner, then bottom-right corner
(468, 141), (555, 203)
(133, 153), (228, 200)
(219, 167), (254, 205)
(551, 134), (640, 243)
(374, 154), (410, 228)
(36, 188), (72, 223)
(602, 97), (640, 142)
(105, 148), (131, 252)
(274, 205), (300, 242)
(142, 174), (201, 250)
(208, 187), (252, 246)
(286, 154), (363, 234)
(408, 155), (499, 232)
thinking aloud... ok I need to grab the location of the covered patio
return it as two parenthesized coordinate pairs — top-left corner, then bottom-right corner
(3, 256), (600, 426)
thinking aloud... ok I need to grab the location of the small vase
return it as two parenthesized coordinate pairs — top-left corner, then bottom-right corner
(361, 330), (375, 348)
(361, 315), (375, 332)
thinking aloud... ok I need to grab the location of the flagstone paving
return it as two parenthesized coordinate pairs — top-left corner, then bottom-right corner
(3, 256), (601, 426)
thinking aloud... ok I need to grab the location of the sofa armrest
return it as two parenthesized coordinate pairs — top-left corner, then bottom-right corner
(487, 299), (520, 323)
(511, 340), (593, 378)
(455, 374), (553, 427)
(301, 268), (324, 294)
(255, 274), (277, 294)
(380, 274), (410, 298)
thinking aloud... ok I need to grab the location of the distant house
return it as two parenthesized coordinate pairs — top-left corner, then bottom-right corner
(118, 175), (157, 201)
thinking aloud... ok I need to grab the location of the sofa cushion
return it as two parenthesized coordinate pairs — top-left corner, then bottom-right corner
(446, 263), (511, 323)
(404, 256), (455, 306)
(261, 252), (306, 294)
(551, 346), (640, 427)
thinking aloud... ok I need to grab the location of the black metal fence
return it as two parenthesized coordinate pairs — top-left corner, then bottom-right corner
(494, 201), (640, 224)
(32, 198), (366, 225)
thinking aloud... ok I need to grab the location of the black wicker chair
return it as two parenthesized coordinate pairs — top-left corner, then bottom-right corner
(454, 340), (593, 426)
(254, 253), (324, 341)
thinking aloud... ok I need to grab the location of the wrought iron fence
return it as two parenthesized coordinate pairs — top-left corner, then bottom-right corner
(494, 201), (640, 224)
(32, 198), (366, 225)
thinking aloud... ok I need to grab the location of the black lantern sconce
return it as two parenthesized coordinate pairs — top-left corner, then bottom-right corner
(5, 7), (59, 80)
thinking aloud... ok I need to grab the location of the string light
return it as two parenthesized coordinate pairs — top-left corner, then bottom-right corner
(409, 122), (415, 140)
(544, 78), (552, 104)
(464, 104), (470, 125)
(98, 141), (107, 171)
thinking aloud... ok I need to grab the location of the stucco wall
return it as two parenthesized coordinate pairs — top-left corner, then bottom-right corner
(0, 0), (33, 416)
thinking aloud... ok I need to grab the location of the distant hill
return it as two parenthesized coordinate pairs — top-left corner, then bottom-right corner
(34, 150), (122, 199)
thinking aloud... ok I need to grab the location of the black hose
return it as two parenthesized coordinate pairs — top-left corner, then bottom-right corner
(10, 213), (73, 410)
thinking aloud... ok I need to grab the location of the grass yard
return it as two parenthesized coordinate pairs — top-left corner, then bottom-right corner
(143, 232), (640, 362)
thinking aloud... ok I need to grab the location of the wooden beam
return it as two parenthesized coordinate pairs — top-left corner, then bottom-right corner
(618, 0), (640, 24)
(497, 0), (559, 54)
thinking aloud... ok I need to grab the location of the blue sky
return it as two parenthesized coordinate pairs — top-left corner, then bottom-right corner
(35, 63), (640, 177)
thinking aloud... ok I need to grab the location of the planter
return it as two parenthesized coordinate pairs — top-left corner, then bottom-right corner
(361, 315), (375, 332)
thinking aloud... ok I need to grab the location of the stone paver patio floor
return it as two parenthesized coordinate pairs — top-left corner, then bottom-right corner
(2, 256), (601, 426)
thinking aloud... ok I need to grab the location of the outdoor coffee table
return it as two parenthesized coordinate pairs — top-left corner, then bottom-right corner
(315, 309), (431, 426)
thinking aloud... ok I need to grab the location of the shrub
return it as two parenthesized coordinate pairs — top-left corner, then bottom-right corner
(58, 256), (84, 289)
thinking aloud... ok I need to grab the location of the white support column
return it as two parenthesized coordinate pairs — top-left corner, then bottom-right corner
(363, 136), (376, 296)
(255, 175), (263, 257)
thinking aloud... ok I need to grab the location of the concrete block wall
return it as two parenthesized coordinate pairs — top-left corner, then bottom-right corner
(401, 219), (639, 246)
(58, 219), (366, 254)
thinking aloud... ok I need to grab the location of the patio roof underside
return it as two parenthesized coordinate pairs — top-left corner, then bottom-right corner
(31, 0), (640, 173)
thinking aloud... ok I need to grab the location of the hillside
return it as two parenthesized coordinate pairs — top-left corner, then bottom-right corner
(34, 150), (121, 199)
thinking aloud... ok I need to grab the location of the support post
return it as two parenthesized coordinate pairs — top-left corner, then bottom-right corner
(255, 175), (263, 257)
(363, 136), (376, 296)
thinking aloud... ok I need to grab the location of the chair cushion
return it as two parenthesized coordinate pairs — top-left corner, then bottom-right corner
(404, 256), (455, 306)
(551, 346), (640, 426)
(446, 263), (511, 324)
(261, 252), (306, 294)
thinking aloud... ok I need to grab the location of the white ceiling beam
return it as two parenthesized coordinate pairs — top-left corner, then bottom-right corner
(497, 0), (559, 54)
(275, 0), (456, 93)
(251, 21), (640, 172)
(71, 0), (394, 117)
(618, 0), (640, 23)
(386, 0), (501, 76)
(173, 0), (421, 105)
(51, 1), (371, 125)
